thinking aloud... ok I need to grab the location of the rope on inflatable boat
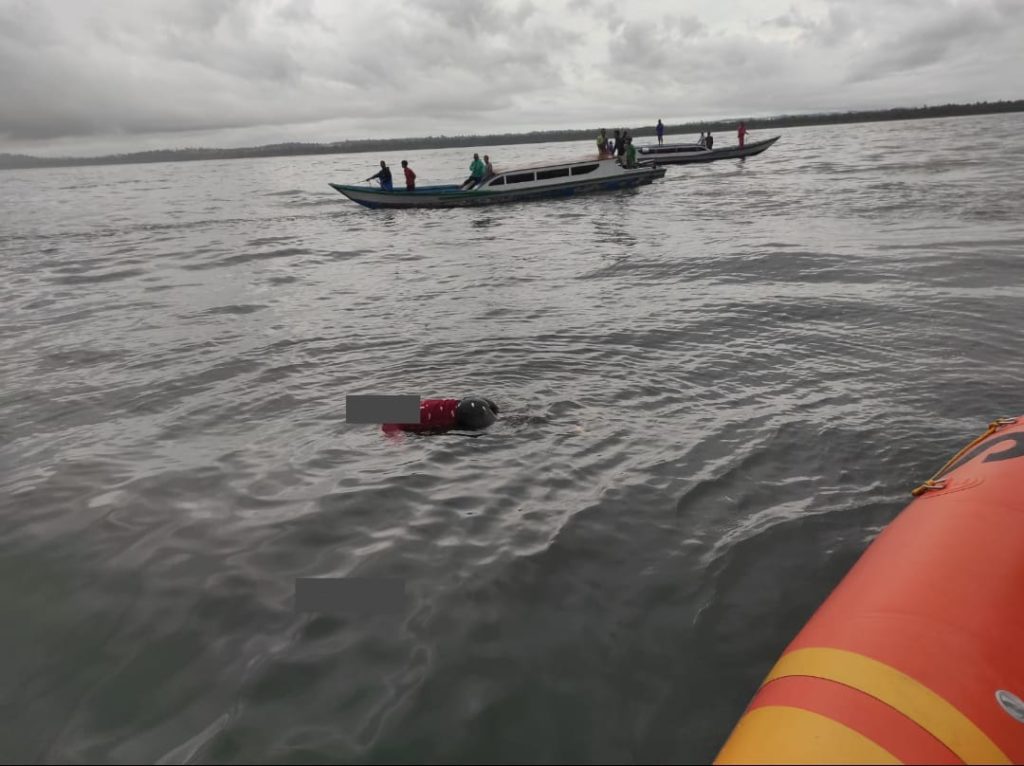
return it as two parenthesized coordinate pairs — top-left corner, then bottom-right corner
(911, 417), (1019, 496)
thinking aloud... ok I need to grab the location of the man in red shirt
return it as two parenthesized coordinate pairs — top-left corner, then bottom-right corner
(401, 160), (416, 191)
(382, 396), (498, 435)
(738, 121), (747, 149)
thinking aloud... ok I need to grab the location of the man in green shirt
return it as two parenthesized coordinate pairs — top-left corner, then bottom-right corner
(463, 153), (486, 189)
(625, 138), (637, 169)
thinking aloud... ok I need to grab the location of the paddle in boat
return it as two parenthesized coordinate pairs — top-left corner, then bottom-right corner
(329, 157), (667, 209)
(637, 135), (780, 166)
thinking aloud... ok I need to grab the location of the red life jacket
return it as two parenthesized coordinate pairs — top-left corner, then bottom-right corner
(382, 398), (459, 434)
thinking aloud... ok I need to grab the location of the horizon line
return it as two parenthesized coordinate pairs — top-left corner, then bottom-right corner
(2, 98), (1022, 170)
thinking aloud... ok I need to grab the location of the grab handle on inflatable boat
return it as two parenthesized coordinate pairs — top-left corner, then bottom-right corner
(911, 416), (1018, 496)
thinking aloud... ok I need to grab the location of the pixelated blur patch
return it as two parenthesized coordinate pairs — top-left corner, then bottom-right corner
(294, 577), (408, 615)
(346, 395), (420, 424)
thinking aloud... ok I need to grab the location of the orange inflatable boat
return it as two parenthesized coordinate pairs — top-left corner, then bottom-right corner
(715, 416), (1024, 765)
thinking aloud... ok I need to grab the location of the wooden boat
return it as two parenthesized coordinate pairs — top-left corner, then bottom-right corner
(637, 135), (780, 166)
(329, 157), (666, 209)
(716, 415), (1024, 765)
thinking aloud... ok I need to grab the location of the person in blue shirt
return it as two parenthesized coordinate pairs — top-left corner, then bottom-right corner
(366, 161), (393, 191)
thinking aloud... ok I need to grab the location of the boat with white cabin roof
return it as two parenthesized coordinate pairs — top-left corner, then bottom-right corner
(330, 156), (666, 209)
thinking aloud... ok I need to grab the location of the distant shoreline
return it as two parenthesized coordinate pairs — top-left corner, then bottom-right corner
(2, 99), (1022, 171)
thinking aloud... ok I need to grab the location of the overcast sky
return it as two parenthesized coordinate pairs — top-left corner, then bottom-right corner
(2, 0), (1022, 157)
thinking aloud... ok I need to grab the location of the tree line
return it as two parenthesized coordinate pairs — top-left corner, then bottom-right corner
(2, 99), (1022, 170)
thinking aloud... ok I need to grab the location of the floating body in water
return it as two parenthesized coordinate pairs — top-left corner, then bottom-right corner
(382, 397), (499, 435)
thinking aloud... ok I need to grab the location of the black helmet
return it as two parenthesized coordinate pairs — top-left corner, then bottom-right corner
(455, 397), (498, 430)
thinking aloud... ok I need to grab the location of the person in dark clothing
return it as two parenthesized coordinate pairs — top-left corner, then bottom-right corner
(625, 137), (637, 168)
(613, 129), (623, 157)
(619, 130), (630, 157)
(656, 119), (664, 146)
(401, 160), (416, 191)
(705, 131), (714, 150)
(366, 160), (393, 191)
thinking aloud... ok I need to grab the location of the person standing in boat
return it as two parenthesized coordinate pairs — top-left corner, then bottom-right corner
(737, 121), (747, 149)
(401, 160), (416, 191)
(618, 130), (629, 158)
(705, 131), (714, 150)
(656, 119), (664, 146)
(698, 131), (706, 147)
(613, 129), (623, 158)
(462, 153), (486, 189)
(366, 160), (393, 191)
(597, 128), (609, 158)
(625, 137), (637, 168)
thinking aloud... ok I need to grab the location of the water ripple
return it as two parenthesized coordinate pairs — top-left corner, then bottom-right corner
(1, 112), (1023, 763)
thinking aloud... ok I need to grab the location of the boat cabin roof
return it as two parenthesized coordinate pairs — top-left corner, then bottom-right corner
(639, 144), (708, 154)
(479, 161), (606, 187)
(490, 156), (620, 174)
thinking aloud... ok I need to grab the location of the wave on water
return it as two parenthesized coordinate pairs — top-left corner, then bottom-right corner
(1, 113), (1023, 763)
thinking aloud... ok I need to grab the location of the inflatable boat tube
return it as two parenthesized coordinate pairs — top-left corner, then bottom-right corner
(715, 416), (1024, 765)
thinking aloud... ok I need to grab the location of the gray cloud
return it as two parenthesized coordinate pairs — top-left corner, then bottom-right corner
(845, 0), (1021, 83)
(764, 8), (814, 31)
(763, 3), (856, 47)
(607, 14), (707, 72)
(0, 0), (1021, 156)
